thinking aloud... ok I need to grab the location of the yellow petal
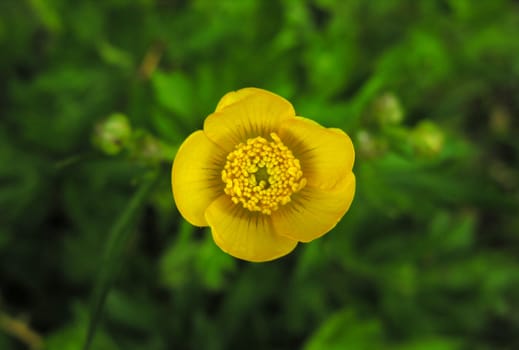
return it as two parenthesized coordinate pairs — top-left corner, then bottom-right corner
(272, 173), (356, 242)
(172, 131), (225, 227)
(214, 87), (266, 112)
(205, 195), (298, 262)
(278, 117), (355, 190)
(204, 88), (295, 151)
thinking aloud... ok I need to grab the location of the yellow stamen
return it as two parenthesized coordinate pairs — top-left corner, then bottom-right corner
(221, 133), (306, 215)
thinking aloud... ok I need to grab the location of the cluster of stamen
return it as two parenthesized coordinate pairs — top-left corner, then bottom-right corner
(221, 133), (306, 215)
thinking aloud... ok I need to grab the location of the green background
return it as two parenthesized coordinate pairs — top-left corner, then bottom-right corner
(1, 0), (518, 349)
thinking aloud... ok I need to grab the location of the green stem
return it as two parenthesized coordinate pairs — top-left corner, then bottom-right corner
(82, 170), (159, 350)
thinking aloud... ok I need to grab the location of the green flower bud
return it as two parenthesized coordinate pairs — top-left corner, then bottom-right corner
(129, 131), (176, 165)
(356, 130), (387, 158)
(411, 120), (444, 157)
(371, 92), (404, 127)
(93, 113), (132, 155)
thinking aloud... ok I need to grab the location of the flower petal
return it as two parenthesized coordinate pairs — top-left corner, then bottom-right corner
(172, 130), (225, 227)
(205, 195), (298, 262)
(214, 87), (266, 112)
(278, 117), (355, 190)
(204, 88), (296, 151)
(272, 173), (356, 242)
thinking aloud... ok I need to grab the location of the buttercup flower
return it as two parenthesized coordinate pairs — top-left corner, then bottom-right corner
(172, 88), (355, 262)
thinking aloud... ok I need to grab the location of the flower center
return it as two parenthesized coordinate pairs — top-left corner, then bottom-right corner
(221, 133), (306, 215)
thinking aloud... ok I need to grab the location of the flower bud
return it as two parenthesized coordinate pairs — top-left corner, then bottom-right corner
(411, 120), (444, 157)
(371, 92), (404, 127)
(130, 131), (176, 164)
(356, 130), (387, 158)
(93, 113), (132, 155)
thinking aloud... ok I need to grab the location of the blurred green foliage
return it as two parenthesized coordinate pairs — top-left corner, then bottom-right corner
(1, 0), (519, 349)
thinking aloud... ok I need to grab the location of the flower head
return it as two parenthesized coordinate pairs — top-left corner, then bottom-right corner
(172, 88), (355, 262)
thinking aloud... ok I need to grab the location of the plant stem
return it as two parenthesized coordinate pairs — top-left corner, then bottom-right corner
(82, 170), (159, 350)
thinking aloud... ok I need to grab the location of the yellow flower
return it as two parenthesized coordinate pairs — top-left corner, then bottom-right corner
(171, 88), (355, 262)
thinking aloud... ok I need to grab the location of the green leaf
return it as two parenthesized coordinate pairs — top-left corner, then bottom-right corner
(46, 305), (119, 350)
(304, 310), (383, 350)
(152, 71), (195, 122)
(393, 338), (462, 350)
